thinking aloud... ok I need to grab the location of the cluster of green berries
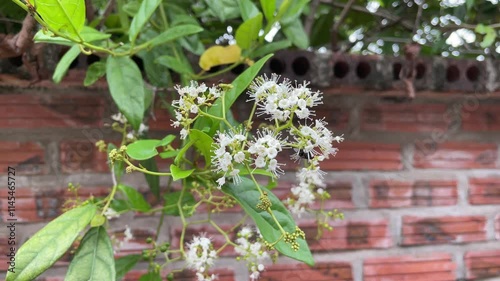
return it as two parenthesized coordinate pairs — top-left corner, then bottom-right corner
(256, 192), (272, 210)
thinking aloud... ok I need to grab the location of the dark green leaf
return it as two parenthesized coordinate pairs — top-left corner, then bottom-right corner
(163, 191), (196, 216)
(84, 61), (106, 86)
(170, 164), (194, 181)
(156, 55), (194, 75)
(6, 204), (96, 281)
(65, 226), (115, 281)
(260, 0), (276, 21)
(252, 40), (291, 58)
(115, 255), (142, 281)
(236, 13), (263, 49)
(52, 45), (80, 84)
(282, 20), (309, 49)
(149, 25), (204, 48)
(126, 139), (160, 160)
(222, 177), (314, 266)
(141, 158), (160, 198)
(239, 0), (260, 21)
(110, 199), (130, 213)
(106, 56), (145, 131)
(118, 184), (151, 212)
(129, 0), (162, 43)
(189, 129), (214, 166)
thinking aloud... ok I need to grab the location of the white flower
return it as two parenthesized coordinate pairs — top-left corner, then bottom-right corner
(185, 234), (218, 278)
(235, 226), (270, 280)
(103, 208), (120, 220)
(248, 129), (285, 177)
(111, 113), (127, 124)
(211, 130), (247, 188)
(138, 123), (149, 135)
(124, 225), (133, 242)
(290, 119), (343, 161)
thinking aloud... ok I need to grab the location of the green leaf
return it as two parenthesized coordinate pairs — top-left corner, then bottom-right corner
(65, 226), (115, 281)
(90, 214), (106, 227)
(139, 272), (162, 281)
(6, 204), (96, 281)
(170, 164), (194, 181)
(179, 35), (205, 55)
(118, 184), (151, 212)
(126, 139), (160, 160)
(481, 31), (497, 48)
(84, 61), (106, 86)
(115, 254), (141, 281)
(52, 44), (80, 84)
(159, 150), (179, 159)
(280, 0), (309, 25)
(141, 158), (160, 198)
(122, 0), (141, 16)
(149, 25), (204, 48)
(282, 20), (309, 49)
(157, 135), (176, 147)
(236, 13), (263, 49)
(260, 0), (276, 21)
(129, 0), (162, 44)
(163, 191), (196, 216)
(466, 0), (474, 11)
(222, 177), (314, 266)
(106, 56), (145, 131)
(156, 55), (194, 75)
(33, 26), (110, 46)
(28, 0), (85, 40)
(252, 39), (291, 58)
(189, 129), (214, 166)
(194, 54), (273, 135)
(110, 199), (130, 213)
(239, 0), (260, 21)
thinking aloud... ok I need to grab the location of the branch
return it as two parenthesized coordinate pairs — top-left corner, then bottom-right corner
(304, 0), (321, 37)
(85, 0), (95, 22)
(0, 15), (35, 59)
(331, 0), (355, 51)
(96, 0), (116, 29)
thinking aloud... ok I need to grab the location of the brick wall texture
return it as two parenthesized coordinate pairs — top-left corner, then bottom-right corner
(2, 53), (500, 281)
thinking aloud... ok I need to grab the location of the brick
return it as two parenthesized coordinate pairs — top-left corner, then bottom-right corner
(316, 106), (350, 130)
(113, 227), (156, 256)
(170, 225), (236, 257)
(465, 249), (500, 280)
(364, 253), (456, 281)
(322, 142), (402, 171)
(0, 94), (104, 128)
(414, 142), (497, 169)
(370, 179), (457, 208)
(300, 219), (391, 251)
(60, 140), (109, 173)
(261, 262), (353, 281)
(401, 216), (487, 246)
(469, 177), (500, 205)
(462, 105), (500, 132)
(148, 100), (174, 131)
(362, 104), (449, 132)
(496, 214), (500, 240)
(123, 269), (235, 281)
(1, 141), (46, 175)
(0, 187), (109, 222)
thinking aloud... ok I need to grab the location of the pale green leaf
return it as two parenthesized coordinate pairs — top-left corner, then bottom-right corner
(52, 44), (80, 83)
(282, 20), (309, 49)
(170, 164), (194, 181)
(157, 135), (176, 147)
(6, 204), (96, 281)
(149, 25), (204, 48)
(129, 0), (162, 44)
(28, 0), (85, 40)
(65, 226), (115, 281)
(236, 13), (263, 49)
(239, 0), (259, 21)
(252, 39), (291, 58)
(118, 184), (151, 212)
(126, 139), (160, 160)
(106, 56), (145, 131)
(90, 214), (106, 227)
(156, 55), (194, 75)
(260, 0), (276, 21)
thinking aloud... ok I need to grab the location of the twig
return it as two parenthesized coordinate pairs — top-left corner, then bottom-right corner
(304, 0), (321, 37)
(85, 0), (95, 22)
(96, 0), (116, 29)
(331, 0), (355, 51)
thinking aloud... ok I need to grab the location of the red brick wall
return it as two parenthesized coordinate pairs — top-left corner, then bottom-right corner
(2, 80), (500, 281)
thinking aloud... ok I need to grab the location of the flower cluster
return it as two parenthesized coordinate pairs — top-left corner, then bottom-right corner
(235, 227), (270, 280)
(211, 130), (247, 188)
(111, 113), (149, 140)
(171, 82), (221, 139)
(248, 74), (322, 122)
(185, 235), (218, 281)
(248, 129), (285, 176)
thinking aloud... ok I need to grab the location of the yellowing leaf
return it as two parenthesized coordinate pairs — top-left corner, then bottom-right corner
(199, 45), (241, 71)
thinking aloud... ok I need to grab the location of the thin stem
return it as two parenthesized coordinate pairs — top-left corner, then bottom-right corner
(123, 158), (172, 176)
